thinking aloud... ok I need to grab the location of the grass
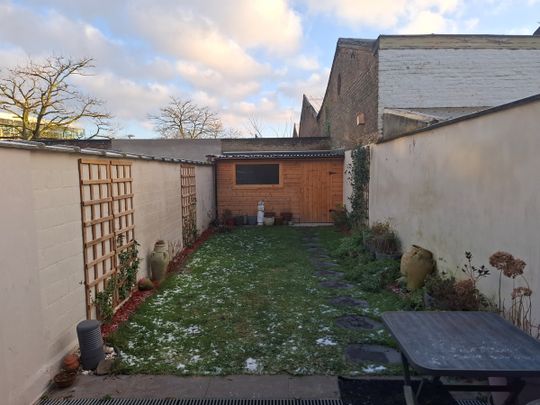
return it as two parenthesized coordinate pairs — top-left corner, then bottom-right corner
(108, 226), (409, 376)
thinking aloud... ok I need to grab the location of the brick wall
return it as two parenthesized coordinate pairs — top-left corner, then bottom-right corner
(298, 95), (320, 138)
(302, 41), (379, 149)
(221, 137), (331, 152)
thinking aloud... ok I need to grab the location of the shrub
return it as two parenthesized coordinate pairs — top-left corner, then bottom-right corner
(330, 204), (350, 230)
(424, 273), (493, 311)
(347, 259), (401, 292)
(364, 221), (401, 254)
(334, 232), (365, 258)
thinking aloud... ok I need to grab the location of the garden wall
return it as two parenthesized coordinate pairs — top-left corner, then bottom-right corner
(0, 142), (215, 405)
(369, 96), (540, 321)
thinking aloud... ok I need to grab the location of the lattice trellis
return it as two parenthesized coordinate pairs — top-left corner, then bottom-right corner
(181, 165), (197, 247)
(78, 158), (135, 319)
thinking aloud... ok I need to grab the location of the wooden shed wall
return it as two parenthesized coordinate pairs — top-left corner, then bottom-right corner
(216, 158), (344, 223)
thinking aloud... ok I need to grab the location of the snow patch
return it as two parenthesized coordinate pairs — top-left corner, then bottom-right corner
(362, 365), (386, 373)
(245, 357), (259, 372)
(316, 337), (337, 346)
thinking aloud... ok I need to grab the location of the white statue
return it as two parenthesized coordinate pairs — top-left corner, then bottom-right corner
(257, 200), (265, 226)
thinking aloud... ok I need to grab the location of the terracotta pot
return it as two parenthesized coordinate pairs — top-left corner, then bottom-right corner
(149, 240), (170, 282)
(400, 245), (435, 290)
(63, 354), (80, 372)
(54, 370), (77, 388)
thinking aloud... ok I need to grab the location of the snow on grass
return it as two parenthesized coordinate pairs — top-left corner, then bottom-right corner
(245, 357), (259, 372)
(316, 337), (337, 346)
(362, 364), (387, 373)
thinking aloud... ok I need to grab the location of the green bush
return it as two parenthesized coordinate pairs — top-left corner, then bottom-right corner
(347, 259), (401, 292)
(334, 232), (365, 258)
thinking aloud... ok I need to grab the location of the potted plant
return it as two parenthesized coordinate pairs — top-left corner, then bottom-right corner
(221, 209), (234, 227)
(281, 212), (293, 225)
(365, 221), (401, 260)
(234, 215), (244, 226)
(263, 211), (275, 226)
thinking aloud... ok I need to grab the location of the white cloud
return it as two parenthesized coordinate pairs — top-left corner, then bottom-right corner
(300, 0), (463, 32)
(291, 55), (320, 71)
(398, 10), (457, 34)
(176, 61), (261, 100)
(279, 68), (331, 103)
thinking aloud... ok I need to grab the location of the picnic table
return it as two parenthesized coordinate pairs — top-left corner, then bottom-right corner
(382, 311), (540, 405)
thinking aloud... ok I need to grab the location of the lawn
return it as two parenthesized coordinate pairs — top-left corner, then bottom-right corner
(108, 226), (408, 376)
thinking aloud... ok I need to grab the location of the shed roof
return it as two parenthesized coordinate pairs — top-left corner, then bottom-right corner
(215, 150), (344, 160)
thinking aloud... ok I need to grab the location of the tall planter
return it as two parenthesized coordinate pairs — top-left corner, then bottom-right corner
(149, 240), (170, 282)
(401, 245), (435, 290)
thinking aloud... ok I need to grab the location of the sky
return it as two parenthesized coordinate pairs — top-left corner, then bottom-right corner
(0, 0), (539, 138)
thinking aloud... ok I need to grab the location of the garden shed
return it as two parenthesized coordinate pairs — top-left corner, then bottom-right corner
(215, 150), (344, 223)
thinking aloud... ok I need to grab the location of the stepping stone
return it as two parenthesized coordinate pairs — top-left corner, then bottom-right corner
(329, 296), (369, 308)
(304, 243), (322, 249)
(345, 344), (401, 364)
(315, 270), (344, 278)
(336, 315), (382, 330)
(319, 280), (353, 289)
(318, 261), (339, 267)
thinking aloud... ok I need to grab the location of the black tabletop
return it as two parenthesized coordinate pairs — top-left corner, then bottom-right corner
(382, 311), (540, 377)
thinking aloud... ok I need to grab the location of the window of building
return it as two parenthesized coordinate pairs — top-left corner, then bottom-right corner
(356, 112), (365, 126)
(235, 164), (280, 185)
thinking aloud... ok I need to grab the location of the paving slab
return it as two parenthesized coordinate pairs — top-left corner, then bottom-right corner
(345, 344), (401, 365)
(47, 375), (210, 399)
(329, 296), (369, 308)
(206, 375), (290, 398)
(319, 280), (353, 289)
(46, 374), (341, 400)
(335, 315), (382, 330)
(316, 261), (339, 268)
(314, 270), (344, 278)
(288, 376), (340, 399)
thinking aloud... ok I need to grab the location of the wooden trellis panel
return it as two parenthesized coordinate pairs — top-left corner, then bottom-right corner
(78, 158), (135, 319)
(181, 165), (197, 246)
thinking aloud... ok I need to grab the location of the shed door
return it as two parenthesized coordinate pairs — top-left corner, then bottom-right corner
(301, 160), (343, 223)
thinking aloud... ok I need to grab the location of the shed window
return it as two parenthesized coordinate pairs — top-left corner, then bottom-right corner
(236, 164), (280, 185)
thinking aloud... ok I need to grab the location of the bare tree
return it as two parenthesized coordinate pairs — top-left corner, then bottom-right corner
(149, 97), (223, 139)
(0, 56), (111, 140)
(245, 115), (293, 138)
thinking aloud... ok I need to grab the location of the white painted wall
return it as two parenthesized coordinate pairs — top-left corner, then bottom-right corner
(378, 49), (540, 127)
(369, 99), (540, 320)
(0, 147), (214, 405)
(196, 165), (215, 232)
(132, 160), (184, 278)
(0, 150), (85, 405)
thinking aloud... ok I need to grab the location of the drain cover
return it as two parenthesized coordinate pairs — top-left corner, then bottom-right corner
(41, 400), (345, 405)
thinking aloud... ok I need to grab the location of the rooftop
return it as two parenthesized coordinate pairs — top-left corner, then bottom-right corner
(216, 150), (344, 160)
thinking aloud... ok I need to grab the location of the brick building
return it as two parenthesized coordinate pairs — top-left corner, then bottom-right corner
(298, 34), (540, 148)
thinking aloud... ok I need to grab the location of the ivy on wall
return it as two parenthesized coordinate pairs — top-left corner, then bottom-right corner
(348, 145), (370, 228)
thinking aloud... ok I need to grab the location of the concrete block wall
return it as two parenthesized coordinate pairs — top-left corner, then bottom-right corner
(195, 165), (216, 232)
(0, 146), (215, 405)
(378, 49), (540, 129)
(132, 160), (184, 278)
(0, 150), (86, 405)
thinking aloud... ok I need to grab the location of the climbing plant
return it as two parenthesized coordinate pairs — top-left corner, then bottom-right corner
(348, 145), (370, 228)
(94, 238), (141, 321)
